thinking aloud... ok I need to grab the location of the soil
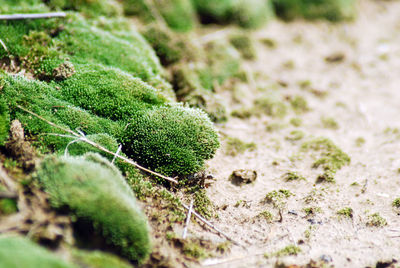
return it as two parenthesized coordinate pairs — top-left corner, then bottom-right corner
(186, 0), (400, 267)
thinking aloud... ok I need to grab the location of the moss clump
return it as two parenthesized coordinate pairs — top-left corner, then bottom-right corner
(192, 0), (274, 28)
(257, 210), (274, 222)
(225, 137), (256, 156)
(0, 235), (76, 268)
(289, 117), (302, 127)
(182, 239), (208, 259)
(393, 198), (400, 208)
(0, 99), (10, 146)
(37, 154), (151, 262)
(265, 189), (293, 208)
(254, 93), (287, 118)
(285, 130), (305, 141)
(192, 187), (215, 219)
(355, 137), (366, 147)
(282, 171), (306, 181)
(337, 207), (353, 218)
(321, 117), (339, 129)
(290, 95), (310, 113)
(229, 33), (256, 60)
(57, 64), (167, 121)
(47, 0), (123, 17)
(366, 213), (387, 227)
(0, 199), (18, 215)
(265, 244), (301, 258)
(272, 0), (356, 22)
(303, 206), (322, 216)
(301, 137), (350, 183)
(71, 249), (133, 268)
(121, 105), (219, 176)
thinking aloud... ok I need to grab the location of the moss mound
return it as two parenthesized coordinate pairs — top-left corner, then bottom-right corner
(0, 99), (10, 146)
(47, 0), (123, 17)
(71, 249), (133, 268)
(0, 235), (76, 268)
(37, 154), (151, 262)
(272, 0), (356, 21)
(121, 105), (219, 176)
(192, 0), (274, 28)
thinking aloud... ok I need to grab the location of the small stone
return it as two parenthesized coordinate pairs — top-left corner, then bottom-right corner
(230, 169), (257, 186)
(320, 254), (333, 263)
(325, 52), (346, 63)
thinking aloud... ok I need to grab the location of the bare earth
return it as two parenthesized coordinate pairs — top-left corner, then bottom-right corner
(187, 1), (400, 267)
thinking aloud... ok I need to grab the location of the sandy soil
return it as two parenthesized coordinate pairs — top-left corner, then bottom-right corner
(186, 1), (400, 267)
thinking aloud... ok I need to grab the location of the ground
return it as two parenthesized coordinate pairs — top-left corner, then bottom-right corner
(182, 0), (400, 267)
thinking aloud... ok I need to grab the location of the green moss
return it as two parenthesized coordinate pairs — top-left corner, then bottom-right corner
(265, 189), (293, 208)
(0, 199), (18, 215)
(192, 187), (215, 219)
(282, 171), (306, 181)
(0, 99), (10, 146)
(0, 235), (76, 268)
(290, 95), (310, 113)
(303, 206), (322, 216)
(37, 154), (151, 262)
(182, 240), (208, 259)
(47, 0), (123, 17)
(337, 207), (353, 218)
(229, 33), (256, 60)
(254, 93), (287, 118)
(257, 210), (274, 222)
(225, 137), (256, 156)
(272, 0), (356, 21)
(57, 64), (167, 121)
(265, 244), (301, 258)
(366, 213), (387, 227)
(193, 0), (274, 28)
(289, 117), (302, 127)
(355, 137), (365, 147)
(301, 137), (350, 183)
(321, 117), (339, 129)
(285, 130), (305, 141)
(121, 105), (219, 176)
(392, 198), (400, 208)
(71, 249), (133, 268)
(0, 0), (50, 13)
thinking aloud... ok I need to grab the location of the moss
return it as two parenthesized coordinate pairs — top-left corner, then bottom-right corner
(155, 0), (197, 32)
(290, 95), (310, 113)
(192, 187), (215, 219)
(272, 0), (356, 22)
(37, 154), (151, 262)
(303, 206), (322, 216)
(182, 240), (208, 259)
(0, 99), (10, 146)
(321, 117), (339, 129)
(46, 0), (123, 17)
(265, 244), (301, 258)
(282, 171), (306, 181)
(71, 249), (133, 268)
(0, 235), (76, 268)
(257, 210), (274, 222)
(141, 26), (185, 66)
(121, 105), (219, 176)
(355, 137), (365, 147)
(337, 207), (353, 218)
(366, 213), (387, 227)
(57, 64), (167, 121)
(225, 137), (256, 156)
(229, 33), (256, 60)
(193, 0), (274, 28)
(285, 130), (305, 141)
(265, 189), (293, 208)
(301, 137), (350, 183)
(0, 199), (18, 215)
(289, 117), (302, 127)
(254, 93), (287, 118)
(392, 198), (400, 208)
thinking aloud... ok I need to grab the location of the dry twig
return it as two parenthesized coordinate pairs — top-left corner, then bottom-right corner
(0, 12), (66, 20)
(182, 199), (194, 239)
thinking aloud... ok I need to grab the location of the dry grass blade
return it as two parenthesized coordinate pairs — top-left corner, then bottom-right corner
(0, 12), (66, 20)
(182, 199), (194, 239)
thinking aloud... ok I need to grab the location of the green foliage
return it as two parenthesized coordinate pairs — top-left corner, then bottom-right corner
(0, 235), (76, 268)
(257, 210), (273, 222)
(71, 249), (133, 268)
(265, 189), (293, 208)
(229, 33), (256, 60)
(0, 99), (10, 146)
(46, 0), (123, 17)
(282, 171), (306, 181)
(321, 117), (339, 129)
(192, 0), (274, 28)
(0, 0), (50, 13)
(393, 198), (400, 208)
(265, 245), (301, 258)
(37, 154), (151, 262)
(57, 64), (167, 121)
(122, 105), (219, 176)
(290, 95), (310, 113)
(337, 207), (353, 218)
(272, 0), (356, 21)
(301, 137), (350, 183)
(0, 199), (17, 215)
(366, 213), (387, 227)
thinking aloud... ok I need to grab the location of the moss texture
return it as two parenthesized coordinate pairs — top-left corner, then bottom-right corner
(0, 99), (10, 146)
(37, 154), (151, 262)
(272, 0), (356, 22)
(192, 0), (274, 28)
(0, 235), (76, 268)
(46, 0), (123, 17)
(121, 105), (219, 176)
(71, 249), (133, 268)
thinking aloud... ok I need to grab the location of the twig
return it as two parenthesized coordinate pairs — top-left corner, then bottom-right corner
(0, 191), (18, 199)
(0, 165), (18, 193)
(182, 199), (194, 239)
(182, 203), (245, 248)
(0, 12), (66, 20)
(16, 105), (178, 184)
(201, 253), (265, 267)
(0, 39), (8, 52)
(361, 178), (368, 194)
(111, 145), (122, 165)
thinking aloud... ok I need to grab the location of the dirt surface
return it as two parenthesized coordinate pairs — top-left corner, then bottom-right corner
(188, 1), (400, 267)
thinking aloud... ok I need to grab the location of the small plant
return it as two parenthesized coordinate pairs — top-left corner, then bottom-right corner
(282, 171), (306, 181)
(355, 137), (366, 147)
(265, 189), (293, 208)
(321, 117), (339, 130)
(303, 206), (322, 216)
(257, 210), (274, 222)
(230, 33), (256, 60)
(289, 117), (302, 127)
(0, 99), (10, 146)
(290, 95), (310, 113)
(71, 249), (133, 268)
(337, 207), (353, 218)
(366, 213), (387, 227)
(392, 198), (400, 208)
(265, 244), (301, 258)
(254, 94), (287, 118)
(285, 130), (305, 141)
(225, 137), (257, 156)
